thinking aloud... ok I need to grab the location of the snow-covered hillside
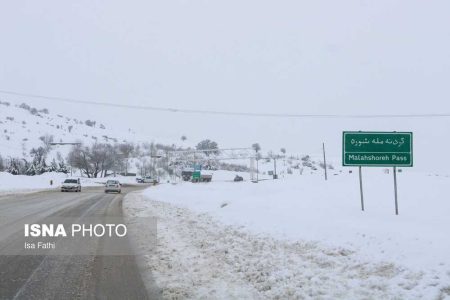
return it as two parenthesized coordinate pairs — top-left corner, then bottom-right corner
(0, 99), (152, 160)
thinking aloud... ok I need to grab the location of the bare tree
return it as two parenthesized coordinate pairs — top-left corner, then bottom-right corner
(252, 143), (261, 154)
(39, 134), (54, 153)
(196, 139), (219, 156)
(68, 143), (121, 178)
(89, 143), (109, 178)
(67, 144), (92, 177)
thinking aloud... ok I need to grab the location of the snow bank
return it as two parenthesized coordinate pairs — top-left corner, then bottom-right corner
(144, 170), (450, 270)
(135, 170), (450, 298)
(0, 171), (139, 194)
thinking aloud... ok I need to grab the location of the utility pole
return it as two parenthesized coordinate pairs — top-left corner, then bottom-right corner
(256, 159), (259, 182)
(256, 149), (259, 182)
(273, 157), (277, 179)
(165, 151), (170, 181)
(322, 142), (328, 181)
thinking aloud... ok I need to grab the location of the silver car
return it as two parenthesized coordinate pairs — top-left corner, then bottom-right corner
(105, 180), (121, 194)
(61, 178), (81, 192)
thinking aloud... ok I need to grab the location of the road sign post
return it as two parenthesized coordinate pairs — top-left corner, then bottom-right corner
(393, 166), (399, 215)
(359, 166), (364, 211)
(343, 131), (413, 215)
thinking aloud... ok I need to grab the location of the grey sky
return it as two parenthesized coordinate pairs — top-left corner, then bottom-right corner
(1, 1), (449, 171)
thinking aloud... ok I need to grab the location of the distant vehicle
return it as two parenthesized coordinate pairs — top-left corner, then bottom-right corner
(181, 169), (194, 181)
(61, 178), (81, 192)
(234, 175), (244, 182)
(143, 176), (158, 184)
(191, 172), (213, 183)
(105, 180), (121, 193)
(136, 177), (144, 183)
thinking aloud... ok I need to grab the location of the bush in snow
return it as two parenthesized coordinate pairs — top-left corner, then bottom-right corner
(18, 103), (49, 115)
(7, 159), (20, 175)
(30, 108), (38, 115)
(85, 120), (96, 127)
(58, 161), (69, 174)
(19, 103), (31, 110)
(6, 158), (28, 175)
(28, 147), (48, 175)
(319, 162), (334, 170)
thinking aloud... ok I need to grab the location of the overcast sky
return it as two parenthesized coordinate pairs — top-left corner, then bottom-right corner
(1, 1), (449, 171)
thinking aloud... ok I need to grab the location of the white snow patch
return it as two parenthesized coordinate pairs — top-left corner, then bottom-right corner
(124, 170), (450, 299)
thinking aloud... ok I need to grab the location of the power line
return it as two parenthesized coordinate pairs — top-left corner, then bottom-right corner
(1, 89), (449, 119)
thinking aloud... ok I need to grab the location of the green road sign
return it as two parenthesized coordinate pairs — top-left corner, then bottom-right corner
(192, 171), (201, 180)
(343, 131), (413, 167)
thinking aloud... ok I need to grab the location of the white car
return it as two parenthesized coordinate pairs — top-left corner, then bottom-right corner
(105, 180), (121, 194)
(143, 176), (158, 184)
(61, 178), (81, 192)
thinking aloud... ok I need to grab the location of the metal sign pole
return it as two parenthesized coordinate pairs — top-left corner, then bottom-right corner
(393, 166), (399, 215)
(359, 166), (364, 211)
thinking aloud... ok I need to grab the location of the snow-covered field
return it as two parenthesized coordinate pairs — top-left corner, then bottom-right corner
(125, 170), (450, 299)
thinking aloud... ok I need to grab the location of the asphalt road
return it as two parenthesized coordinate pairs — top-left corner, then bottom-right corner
(0, 185), (160, 300)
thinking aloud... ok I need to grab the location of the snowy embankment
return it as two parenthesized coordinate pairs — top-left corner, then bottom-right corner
(0, 171), (138, 194)
(125, 170), (450, 299)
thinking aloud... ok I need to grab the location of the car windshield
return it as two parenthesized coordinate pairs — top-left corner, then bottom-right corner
(107, 180), (118, 184)
(64, 179), (78, 184)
